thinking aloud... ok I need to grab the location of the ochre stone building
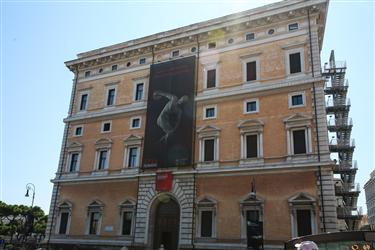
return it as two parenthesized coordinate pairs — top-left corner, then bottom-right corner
(45, 0), (361, 249)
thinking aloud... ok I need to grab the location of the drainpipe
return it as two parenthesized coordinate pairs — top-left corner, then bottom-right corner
(308, 8), (326, 232)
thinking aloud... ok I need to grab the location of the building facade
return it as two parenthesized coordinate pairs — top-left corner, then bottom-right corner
(365, 170), (375, 229)
(45, 0), (361, 249)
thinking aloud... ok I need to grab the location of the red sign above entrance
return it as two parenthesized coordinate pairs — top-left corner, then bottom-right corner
(156, 171), (173, 192)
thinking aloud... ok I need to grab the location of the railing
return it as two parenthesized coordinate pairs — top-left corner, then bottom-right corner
(337, 206), (362, 218)
(324, 60), (347, 70)
(329, 138), (355, 147)
(327, 117), (352, 126)
(325, 78), (348, 89)
(326, 97), (350, 107)
(335, 183), (360, 193)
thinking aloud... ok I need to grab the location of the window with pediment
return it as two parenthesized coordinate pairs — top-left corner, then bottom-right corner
(94, 138), (112, 171)
(56, 201), (72, 235)
(238, 119), (264, 166)
(123, 135), (142, 170)
(65, 142), (83, 173)
(197, 125), (220, 167)
(196, 197), (217, 239)
(86, 200), (104, 235)
(284, 114), (313, 160)
(118, 199), (136, 236)
(288, 193), (317, 237)
(240, 193), (264, 249)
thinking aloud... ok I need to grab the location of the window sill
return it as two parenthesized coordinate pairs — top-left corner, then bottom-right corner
(202, 88), (219, 95)
(197, 161), (219, 168)
(91, 170), (109, 176)
(287, 153), (316, 163)
(121, 168), (139, 174)
(239, 158), (264, 167)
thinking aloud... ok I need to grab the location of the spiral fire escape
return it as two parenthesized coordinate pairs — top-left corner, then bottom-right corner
(323, 50), (362, 230)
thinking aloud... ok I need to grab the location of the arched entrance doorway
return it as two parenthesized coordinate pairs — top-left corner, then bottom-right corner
(152, 195), (180, 250)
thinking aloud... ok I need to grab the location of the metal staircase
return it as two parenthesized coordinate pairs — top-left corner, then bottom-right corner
(323, 50), (362, 230)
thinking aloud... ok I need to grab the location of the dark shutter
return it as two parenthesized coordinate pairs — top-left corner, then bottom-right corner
(107, 89), (115, 106)
(246, 135), (258, 158)
(297, 209), (312, 236)
(293, 130), (306, 154)
(201, 211), (213, 237)
(122, 211), (132, 235)
(70, 153), (78, 172)
(246, 61), (257, 81)
(292, 95), (303, 106)
(289, 53), (301, 74)
(59, 212), (69, 234)
(207, 69), (216, 88)
(99, 151), (107, 169)
(80, 94), (88, 110)
(204, 139), (215, 162)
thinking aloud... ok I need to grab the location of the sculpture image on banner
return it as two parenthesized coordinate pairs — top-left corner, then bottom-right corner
(143, 56), (196, 168)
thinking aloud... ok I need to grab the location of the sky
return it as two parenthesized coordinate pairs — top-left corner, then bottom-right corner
(1, 0), (374, 217)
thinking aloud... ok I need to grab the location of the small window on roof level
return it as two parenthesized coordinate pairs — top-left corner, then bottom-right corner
(126, 62), (131, 67)
(246, 33), (255, 41)
(139, 58), (146, 64)
(191, 47), (197, 53)
(208, 42), (216, 49)
(85, 71), (91, 77)
(268, 29), (275, 35)
(288, 23), (299, 31)
(172, 50), (179, 57)
(112, 64), (118, 71)
(228, 38), (234, 44)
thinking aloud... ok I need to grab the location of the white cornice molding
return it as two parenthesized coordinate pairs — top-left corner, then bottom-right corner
(65, 0), (327, 69)
(52, 160), (332, 184)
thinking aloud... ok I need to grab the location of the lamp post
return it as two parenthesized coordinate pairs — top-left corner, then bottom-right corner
(25, 183), (35, 207)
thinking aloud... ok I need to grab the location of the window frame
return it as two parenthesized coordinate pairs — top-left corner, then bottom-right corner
(84, 71), (91, 78)
(105, 85), (117, 107)
(285, 48), (305, 76)
(171, 50), (180, 57)
(288, 22), (299, 31)
(203, 63), (219, 90)
(288, 92), (306, 108)
(111, 64), (118, 71)
(290, 128), (310, 155)
(118, 200), (136, 236)
(101, 120), (112, 133)
(139, 58), (146, 64)
(78, 91), (90, 112)
(55, 201), (72, 235)
(245, 32), (255, 41)
(241, 54), (260, 83)
(73, 125), (84, 137)
(240, 195), (264, 243)
(238, 119), (264, 165)
(196, 198), (217, 239)
(203, 105), (217, 120)
(134, 82), (144, 101)
(68, 152), (80, 172)
(123, 135), (142, 170)
(93, 138), (112, 172)
(243, 98), (259, 114)
(85, 201), (104, 236)
(65, 142), (83, 173)
(130, 116), (141, 129)
(197, 125), (220, 167)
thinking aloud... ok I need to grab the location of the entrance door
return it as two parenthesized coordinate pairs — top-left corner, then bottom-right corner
(153, 198), (180, 250)
(246, 210), (263, 249)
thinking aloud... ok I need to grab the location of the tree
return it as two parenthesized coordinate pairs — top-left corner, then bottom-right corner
(0, 201), (47, 242)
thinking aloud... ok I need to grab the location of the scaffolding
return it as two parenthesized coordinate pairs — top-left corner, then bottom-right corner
(323, 50), (362, 230)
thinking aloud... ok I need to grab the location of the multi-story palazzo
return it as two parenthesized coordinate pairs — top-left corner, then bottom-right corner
(45, 0), (361, 249)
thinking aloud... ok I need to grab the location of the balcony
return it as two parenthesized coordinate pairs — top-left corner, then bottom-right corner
(327, 117), (353, 132)
(324, 79), (349, 94)
(326, 98), (351, 113)
(323, 60), (347, 75)
(335, 183), (360, 196)
(337, 206), (362, 220)
(329, 138), (355, 152)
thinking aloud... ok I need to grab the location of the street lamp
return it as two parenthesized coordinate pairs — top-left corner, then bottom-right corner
(25, 183), (35, 207)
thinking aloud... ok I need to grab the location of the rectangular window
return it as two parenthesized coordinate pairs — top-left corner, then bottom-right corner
(131, 118), (140, 129)
(246, 135), (258, 158)
(80, 94), (88, 111)
(246, 101), (257, 113)
(207, 69), (216, 88)
(69, 153), (79, 172)
(296, 209), (312, 236)
(172, 50), (179, 57)
(293, 130), (306, 154)
(135, 83), (144, 101)
(128, 147), (138, 168)
(289, 52), (302, 74)
(205, 107), (215, 119)
(85, 71), (91, 77)
(201, 211), (213, 237)
(291, 94), (303, 106)
(75, 126), (83, 136)
(111, 64), (118, 71)
(208, 42), (216, 49)
(204, 139), (215, 162)
(58, 212), (69, 234)
(122, 211), (133, 235)
(89, 212), (100, 235)
(107, 88), (116, 106)
(246, 61), (257, 81)
(288, 23), (299, 31)
(246, 33), (255, 41)
(139, 58), (146, 64)
(98, 151), (108, 170)
(102, 122), (111, 132)
(246, 210), (263, 249)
